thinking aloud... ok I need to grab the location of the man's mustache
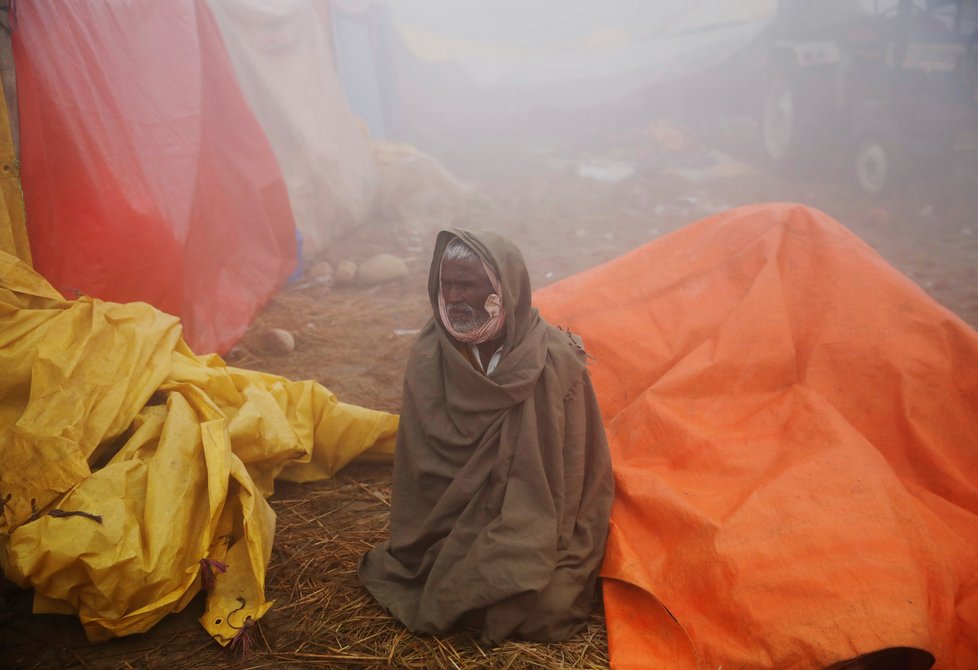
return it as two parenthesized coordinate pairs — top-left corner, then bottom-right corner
(447, 302), (478, 317)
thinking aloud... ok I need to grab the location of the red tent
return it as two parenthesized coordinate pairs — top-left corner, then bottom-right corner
(13, 0), (296, 354)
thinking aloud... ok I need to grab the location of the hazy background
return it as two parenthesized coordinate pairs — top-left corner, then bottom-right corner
(331, 0), (978, 188)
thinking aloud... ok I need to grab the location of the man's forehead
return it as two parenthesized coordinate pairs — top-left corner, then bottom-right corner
(441, 257), (489, 280)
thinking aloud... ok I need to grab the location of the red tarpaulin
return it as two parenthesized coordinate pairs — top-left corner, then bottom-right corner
(536, 203), (978, 670)
(13, 0), (296, 354)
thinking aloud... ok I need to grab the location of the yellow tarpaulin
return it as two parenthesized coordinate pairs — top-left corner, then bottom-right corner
(0, 82), (30, 265)
(0, 249), (396, 644)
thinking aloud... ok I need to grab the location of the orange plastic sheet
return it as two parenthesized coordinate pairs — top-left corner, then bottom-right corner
(534, 203), (978, 670)
(12, 0), (296, 354)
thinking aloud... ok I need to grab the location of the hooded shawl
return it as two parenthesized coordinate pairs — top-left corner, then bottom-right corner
(359, 229), (614, 644)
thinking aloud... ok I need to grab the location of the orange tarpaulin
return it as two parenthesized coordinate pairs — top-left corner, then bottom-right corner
(535, 203), (978, 670)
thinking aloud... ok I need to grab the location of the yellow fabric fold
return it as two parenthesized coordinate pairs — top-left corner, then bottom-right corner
(0, 250), (397, 644)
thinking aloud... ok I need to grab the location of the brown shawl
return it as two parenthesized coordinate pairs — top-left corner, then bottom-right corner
(359, 229), (614, 645)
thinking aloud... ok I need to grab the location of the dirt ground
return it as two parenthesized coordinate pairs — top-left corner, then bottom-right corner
(2, 138), (976, 669)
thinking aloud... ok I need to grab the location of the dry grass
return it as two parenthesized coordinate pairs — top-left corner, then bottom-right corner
(257, 464), (609, 670)
(1, 463), (609, 670)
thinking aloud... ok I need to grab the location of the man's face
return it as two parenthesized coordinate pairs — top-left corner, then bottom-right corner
(440, 257), (494, 333)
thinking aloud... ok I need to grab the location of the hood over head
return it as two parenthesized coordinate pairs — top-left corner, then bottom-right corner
(428, 228), (535, 348)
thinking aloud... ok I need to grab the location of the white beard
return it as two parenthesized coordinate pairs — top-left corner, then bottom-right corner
(447, 303), (488, 333)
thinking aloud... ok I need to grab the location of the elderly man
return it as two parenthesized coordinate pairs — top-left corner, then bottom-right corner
(359, 229), (614, 645)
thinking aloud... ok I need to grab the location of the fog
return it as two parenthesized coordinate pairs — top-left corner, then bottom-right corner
(324, 0), (978, 333)
(333, 0), (978, 194)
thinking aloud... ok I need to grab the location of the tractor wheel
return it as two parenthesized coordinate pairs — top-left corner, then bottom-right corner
(853, 135), (906, 195)
(761, 74), (820, 166)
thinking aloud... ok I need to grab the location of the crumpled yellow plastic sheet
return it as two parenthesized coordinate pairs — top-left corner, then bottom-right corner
(0, 250), (397, 644)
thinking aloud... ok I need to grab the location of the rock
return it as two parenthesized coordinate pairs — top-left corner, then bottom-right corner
(309, 260), (334, 283)
(334, 260), (358, 286)
(357, 253), (409, 286)
(263, 328), (295, 354)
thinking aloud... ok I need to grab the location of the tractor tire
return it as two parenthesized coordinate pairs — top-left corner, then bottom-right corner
(761, 74), (815, 167)
(853, 133), (909, 195)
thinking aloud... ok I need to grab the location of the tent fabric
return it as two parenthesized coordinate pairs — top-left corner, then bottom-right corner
(0, 249), (397, 644)
(533, 203), (978, 670)
(12, 0), (297, 355)
(0, 79), (29, 265)
(205, 0), (379, 259)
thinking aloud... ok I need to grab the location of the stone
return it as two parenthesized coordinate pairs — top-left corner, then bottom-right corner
(334, 260), (358, 286)
(263, 328), (295, 354)
(309, 260), (334, 282)
(357, 253), (408, 286)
